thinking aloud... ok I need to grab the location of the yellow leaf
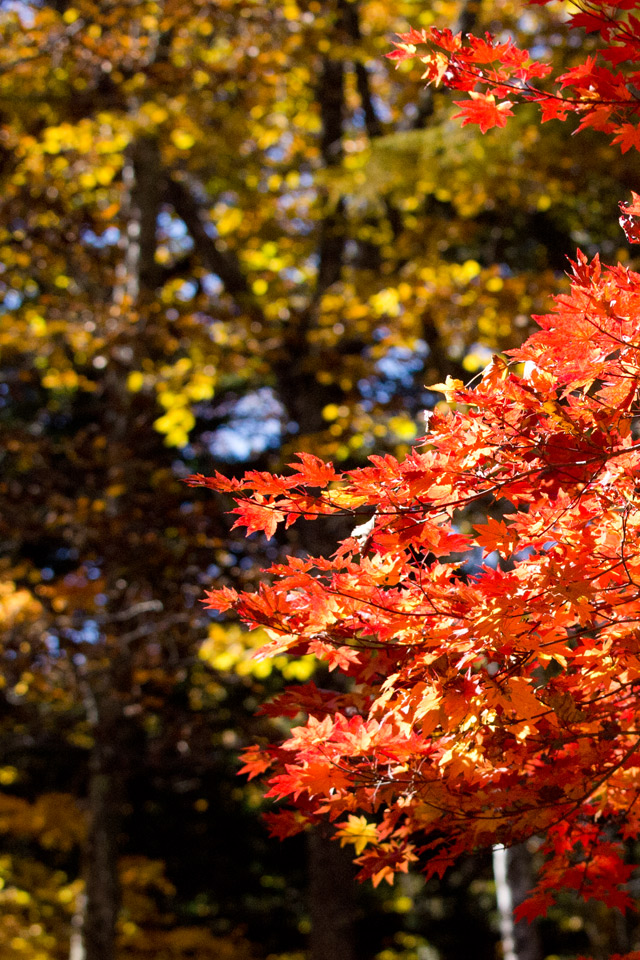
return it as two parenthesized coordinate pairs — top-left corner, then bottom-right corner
(388, 415), (417, 441)
(217, 207), (243, 236)
(127, 371), (144, 392)
(337, 815), (378, 856)
(430, 375), (464, 403)
(171, 129), (195, 151)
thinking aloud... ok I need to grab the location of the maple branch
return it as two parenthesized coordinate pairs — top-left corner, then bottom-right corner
(398, 0), (481, 132)
(550, 736), (640, 829)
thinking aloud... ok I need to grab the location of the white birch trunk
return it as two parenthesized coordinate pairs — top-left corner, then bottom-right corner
(493, 843), (543, 960)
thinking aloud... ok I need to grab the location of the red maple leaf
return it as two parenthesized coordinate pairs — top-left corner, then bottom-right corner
(453, 93), (514, 133)
(611, 122), (640, 152)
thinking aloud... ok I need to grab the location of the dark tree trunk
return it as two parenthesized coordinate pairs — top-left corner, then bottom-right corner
(114, 135), (162, 306)
(81, 694), (126, 960)
(75, 126), (164, 960)
(308, 824), (358, 960)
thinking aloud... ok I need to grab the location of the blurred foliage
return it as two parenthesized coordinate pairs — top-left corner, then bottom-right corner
(0, 0), (637, 956)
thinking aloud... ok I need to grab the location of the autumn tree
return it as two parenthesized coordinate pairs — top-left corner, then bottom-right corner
(193, 0), (640, 953)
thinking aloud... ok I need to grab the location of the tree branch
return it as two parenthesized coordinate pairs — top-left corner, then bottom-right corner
(338, 0), (384, 140)
(165, 174), (263, 316)
(399, 0), (481, 131)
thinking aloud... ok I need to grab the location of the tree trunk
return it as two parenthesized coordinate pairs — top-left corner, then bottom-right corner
(114, 135), (162, 307)
(81, 696), (126, 960)
(69, 894), (86, 960)
(308, 824), (358, 960)
(75, 125), (163, 960)
(493, 844), (543, 960)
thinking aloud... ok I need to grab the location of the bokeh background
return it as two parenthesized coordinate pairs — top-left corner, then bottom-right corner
(0, 0), (638, 958)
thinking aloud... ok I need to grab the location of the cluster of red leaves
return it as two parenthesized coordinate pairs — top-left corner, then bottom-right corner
(189, 250), (640, 912)
(184, 0), (640, 933)
(386, 0), (640, 149)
